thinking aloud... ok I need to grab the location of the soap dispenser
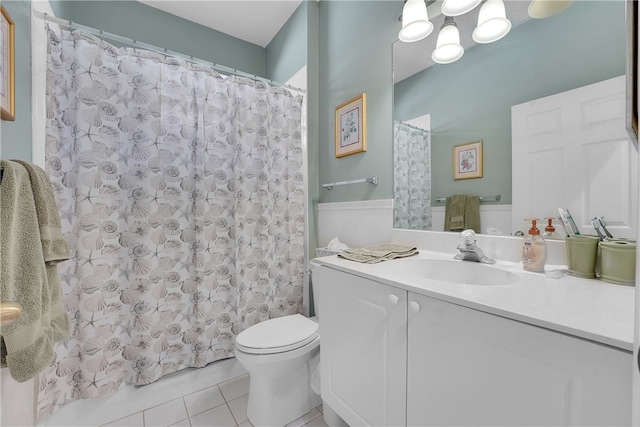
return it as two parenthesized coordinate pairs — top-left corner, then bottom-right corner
(522, 218), (548, 273)
(542, 217), (562, 240)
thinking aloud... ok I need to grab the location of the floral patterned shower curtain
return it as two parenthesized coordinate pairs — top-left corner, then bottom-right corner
(37, 28), (305, 420)
(393, 121), (431, 230)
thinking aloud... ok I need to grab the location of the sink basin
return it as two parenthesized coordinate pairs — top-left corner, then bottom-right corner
(394, 259), (520, 286)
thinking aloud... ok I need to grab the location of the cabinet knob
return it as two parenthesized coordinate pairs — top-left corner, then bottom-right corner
(388, 294), (399, 306)
(409, 301), (421, 313)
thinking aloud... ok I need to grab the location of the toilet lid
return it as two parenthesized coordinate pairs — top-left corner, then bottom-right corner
(236, 314), (319, 355)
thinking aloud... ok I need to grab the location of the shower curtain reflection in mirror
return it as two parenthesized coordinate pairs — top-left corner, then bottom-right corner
(393, 121), (431, 230)
(38, 27), (305, 421)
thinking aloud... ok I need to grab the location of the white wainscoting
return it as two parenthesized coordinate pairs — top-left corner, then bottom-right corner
(317, 199), (394, 248)
(317, 199), (515, 247)
(431, 204), (513, 236)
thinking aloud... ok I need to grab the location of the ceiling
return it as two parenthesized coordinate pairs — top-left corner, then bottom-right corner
(137, 0), (303, 48)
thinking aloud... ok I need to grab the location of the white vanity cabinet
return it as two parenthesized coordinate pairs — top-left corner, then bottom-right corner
(407, 292), (631, 426)
(315, 264), (633, 427)
(315, 266), (407, 427)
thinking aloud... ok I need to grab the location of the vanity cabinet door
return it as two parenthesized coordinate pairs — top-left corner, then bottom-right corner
(407, 292), (632, 427)
(314, 266), (407, 427)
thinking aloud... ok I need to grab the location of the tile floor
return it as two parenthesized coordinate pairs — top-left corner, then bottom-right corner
(40, 358), (328, 427)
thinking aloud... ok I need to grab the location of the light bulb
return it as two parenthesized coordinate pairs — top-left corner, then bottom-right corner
(528, 0), (574, 19)
(472, 0), (511, 44)
(432, 17), (464, 64)
(399, 0), (434, 43)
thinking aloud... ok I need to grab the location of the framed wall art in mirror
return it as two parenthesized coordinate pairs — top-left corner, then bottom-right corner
(0, 6), (14, 121)
(335, 93), (366, 158)
(626, 0), (638, 148)
(453, 140), (482, 180)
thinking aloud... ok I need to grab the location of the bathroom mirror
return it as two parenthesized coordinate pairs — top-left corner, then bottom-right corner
(392, 0), (627, 234)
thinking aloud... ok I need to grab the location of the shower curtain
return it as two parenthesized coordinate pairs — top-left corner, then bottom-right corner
(393, 121), (432, 230)
(37, 28), (305, 419)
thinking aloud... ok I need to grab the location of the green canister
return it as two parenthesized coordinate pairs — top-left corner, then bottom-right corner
(598, 240), (636, 286)
(564, 235), (600, 278)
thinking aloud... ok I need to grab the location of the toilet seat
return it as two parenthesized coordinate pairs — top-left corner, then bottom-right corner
(236, 314), (319, 355)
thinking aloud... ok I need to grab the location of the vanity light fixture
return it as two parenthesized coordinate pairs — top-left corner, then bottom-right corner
(432, 17), (464, 64)
(472, 0), (512, 44)
(398, 0), (434, 42)
(441, 0), (483, 17)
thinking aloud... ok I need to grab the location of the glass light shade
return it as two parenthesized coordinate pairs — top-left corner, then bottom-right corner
(432, 18), (464, 64)
(399, 0), (434, 43)
(441, 0), (483, 16)
(472, 0), (512, 44)
(528, 0), (573, 19)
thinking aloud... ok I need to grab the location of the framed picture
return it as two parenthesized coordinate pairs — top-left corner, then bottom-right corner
(335, 93), (366, 158)
(1, 6), (15, 121)
(625, 0), (638, 147)
(453, 140), (483, 180)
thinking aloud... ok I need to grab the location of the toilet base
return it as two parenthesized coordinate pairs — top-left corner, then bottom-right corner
(246, 367), (321, 426)
(237, 343), (321, 426)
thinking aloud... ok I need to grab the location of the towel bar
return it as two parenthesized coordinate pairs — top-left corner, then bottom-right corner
(0, 301), (23, 326)
(435, 195), (501, 203)
(322, 176), (378, 190)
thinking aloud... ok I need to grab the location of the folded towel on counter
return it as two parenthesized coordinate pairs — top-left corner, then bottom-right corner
(444, 195), (480, 233)
(0, 160), (70, 382)
(338, 244), (418, 264)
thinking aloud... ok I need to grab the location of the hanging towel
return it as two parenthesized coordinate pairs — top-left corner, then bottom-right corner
(444, 195), (481, 233)
(0, 160), (70, 382)
(338, 244), (418, 264)
(448, 194), (467, 231)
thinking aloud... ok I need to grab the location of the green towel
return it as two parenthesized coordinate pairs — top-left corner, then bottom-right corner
(445, 195), (480, 234)
(449, 195), (467, 231)
(0, 160), (70, 382)
(464, 196), (481, 234)
(338, 244), (419, 264)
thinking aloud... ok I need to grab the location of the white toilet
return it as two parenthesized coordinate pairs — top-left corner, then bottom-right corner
(235, 313), (322, 426)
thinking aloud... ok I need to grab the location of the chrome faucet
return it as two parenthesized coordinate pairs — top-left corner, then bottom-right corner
(454, 229), (496, 264)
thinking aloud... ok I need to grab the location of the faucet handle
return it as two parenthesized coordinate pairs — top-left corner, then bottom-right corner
(459, 229), (476, 244)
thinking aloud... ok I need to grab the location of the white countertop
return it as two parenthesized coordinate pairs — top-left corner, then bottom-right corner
(313, 250), (635, 351)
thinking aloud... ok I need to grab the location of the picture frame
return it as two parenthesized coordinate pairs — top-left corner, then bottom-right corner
(625, 0), (638, 147)
(1, 6), (15, 121)
(335, 93), (366, 158)
(453, 140), (483, 180)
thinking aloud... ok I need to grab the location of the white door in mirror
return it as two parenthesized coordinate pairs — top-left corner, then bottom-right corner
(512, 75), (637, 239)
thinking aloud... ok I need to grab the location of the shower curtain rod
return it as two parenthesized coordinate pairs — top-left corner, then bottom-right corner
(34, 11), (306, 95)
(395, 121), (429, 132)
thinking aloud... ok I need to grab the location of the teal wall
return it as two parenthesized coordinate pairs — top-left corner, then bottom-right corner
(58, 1), (266, 77)
(306, 1), (321, 257)
(267, 1), (308, 84)
(0, 1), (33, 161)
(317, 1), (399, 203)
(394, 1), (625, 205)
